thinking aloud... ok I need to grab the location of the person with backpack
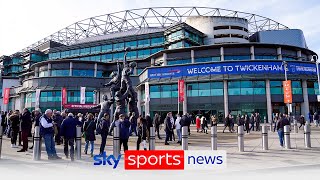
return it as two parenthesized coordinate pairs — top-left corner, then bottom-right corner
(99, 113), (111, 155)
(83, 113), (96, 157)
(136, 116), (147, 150)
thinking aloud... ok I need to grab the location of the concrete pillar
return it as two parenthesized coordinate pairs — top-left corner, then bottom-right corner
(191, 49), (195, 63)
(163, 53), (167, 66)
(223, 80), (229, 116)
(47, 63), (52, 77)
(302, 80), (310, 121)
(304, 124), (311, 148)
(20, 93), (25, 112)
(113, 127), (120, 157)
(220, 47), (224, 61)
(266, 80), (272, 123)
(145, 82), (150, 116)
(94, 63), (97, 77)
(183, 82), (187, 115)
(182, 126), (188, 150)
(151, 58), (155, 67)
(149, 127), (155, 150)
(238, 126), (244, 152)
(297, 50), (302, 61)
(137, 88), (142, 115)
(277, 47), (282, 60)
(35, 67), (39, 77)
(211, 126), (217, 150)
(262, 125), (268, 150)
(250, 46), (255, 60)
(76, 127), (82, 160)
(284, 125), (291, 149)
(69, 62), (73, 76)
(33, 126), (41, 161)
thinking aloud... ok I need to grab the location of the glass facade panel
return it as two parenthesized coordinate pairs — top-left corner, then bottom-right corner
(72, 69), (94, 77)
(187, 82), (223, 97)
(138, 49), (150, 58)
(51, 70), (70, 76)
(151, 37), (164, 45)
(255, 55), (278, 60)
(151, 47), (164, 54)
(113, 52), (124, 60)
(195, 56), (220, 63)
(101, 44), (113, 52)
(270, 81), (283, 94)
(125, 41), (137, 48)
(127, 51), (137, 59)
(91, 46), (101, 54)
(39, 71), (48, 77)
(224, 55), (250, 60)
(101, 54), (113, 62)
(167, 59), (191, 65)
(138, 39), (150, 47)
(113, 42), (125, 51)
(229, 81), (266, 95)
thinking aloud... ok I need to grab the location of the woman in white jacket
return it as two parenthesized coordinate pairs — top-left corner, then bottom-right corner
(175, 114), (182, 144)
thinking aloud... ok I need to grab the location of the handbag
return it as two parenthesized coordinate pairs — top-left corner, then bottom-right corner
(82, 121), (93, 139)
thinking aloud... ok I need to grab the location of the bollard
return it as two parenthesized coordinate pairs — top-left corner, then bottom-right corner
(0, 126), (3, 159)
(304, 124), (311, 148)
(113, 127), (120, 157)
(237, 125), (244, 152)
(264, 116), (266, 124)
(262, 125), (268, 150)
(182, 126), (188, 150)
(149, 127), (155, 150)
(76, 127), (82, 160)
(270, 121), (274, 132)
(33, 126), (41, 161)
(211, 126), (217, 150)
(284, 125), (291, 149)
(293, 119), (298, 133)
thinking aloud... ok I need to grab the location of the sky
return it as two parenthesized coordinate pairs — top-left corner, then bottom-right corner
(0, 0), (319, 56)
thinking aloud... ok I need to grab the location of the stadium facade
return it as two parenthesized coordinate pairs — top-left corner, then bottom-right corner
(0, 7), (318, 122)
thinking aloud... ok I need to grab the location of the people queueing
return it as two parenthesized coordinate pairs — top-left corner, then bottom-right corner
(40, 109), (61, 160)
(60, 113), (79, 161)
(196, 116), (201, 133)
(53, 111), (63, 145)
(129, 112), (137, 136)
(164, 112), (173, 145)
(175, 114), (182, 144)
(30, 108), (42, 150)
(17, 108), (32, 152)
(9, 110), (20, 148)
(119, 114), (130, 151)
(154, 113), (162, 139)
(99, 113), (111, 155)
(276, 114), (290, 147)
(83, 113), (96, 157)
(136, 116), (147, 150)
(299, 115), (306, 129)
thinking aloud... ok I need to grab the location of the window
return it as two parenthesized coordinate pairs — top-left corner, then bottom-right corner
(89, 55), (101, 62)
(70, 49), (80, 56)
(292, 81), (302, 94)
(255, 55), (278, 60)
(91, 46), (101, 54)
(270, 81), (283, 94)
(113, 42), (124, 51)
(166, 30), (183, 41)
(150, 84), (178, 98)
(40, 91), (61, 102)
(224, 55), (250, 60)
(72, 69), (94, 77)
(138, 49), (150, 58)
(187, 82), (223, 97)
(125, 41), (137, 48)
(113, 52), (124, 60)
(101, 54), (112, 62)
(167, 59), (191, 65)
(195, 56), (220, 63)
(214, 26), (229, 30)
(151, 37), (164, 46)
(168, 41), (183, 49)
(102, 44), (113, 52)
(228, 81), (265, 95)
(96, 71), (110, 77)
(39, 70), (48, 77)
(127, 51), (137, 59)
(138, 39), (150, 47)
(51, 70), (70, 76)
(80, 48), (90, 55)
(151, 47), (164, 54)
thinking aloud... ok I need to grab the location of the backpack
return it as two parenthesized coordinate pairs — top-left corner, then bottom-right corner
(96, 121), (103, 135)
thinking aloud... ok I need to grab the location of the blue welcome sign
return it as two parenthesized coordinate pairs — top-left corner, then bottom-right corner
(148, 61), (317, 79)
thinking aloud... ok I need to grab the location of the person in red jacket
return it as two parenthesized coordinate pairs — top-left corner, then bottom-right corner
(196, 116), (201, 133)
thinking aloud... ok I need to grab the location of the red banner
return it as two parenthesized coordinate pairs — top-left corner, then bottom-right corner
(178, 80), (184, 102)
(283, 80), (292, 103)
(63, 104), (97, 109)
(3, 88), (10, 104)
(62, 88), (67, 105)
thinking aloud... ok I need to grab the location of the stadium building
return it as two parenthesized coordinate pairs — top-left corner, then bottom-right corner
(0, 7), (318, 122)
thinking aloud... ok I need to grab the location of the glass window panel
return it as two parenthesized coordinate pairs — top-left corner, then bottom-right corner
(241, 88), (253, 95)
(150, 92), (160, 98)
(211, 89), (223, 96)
(228, 81), (240, 88)
(253, 81), (265, 88)
(254, 88), (266, 95)
(292, 88), (302, 94)
(292, 81), (301, 88)
(113, 42), (124, 50)
(240, 81), (253, 88)
(228, 88), (241, 95)
(187, 83), (199, 90)
(72, 70), (94, 77)
(125, 41), (137, 48)
(161, 85), (171, 91)
(270, 88), (283, 94)
(150, 85), (160, 92)
(101, 54), (113, 62)
(198, 82), (210, 90)
(151, 47), (164, 54)
(199, 89), (210, 96)
(211, 82), (223, 89)
(270, 81), (282, 87)
(224, 55), (250, 60)
(161, 91), (171, 98)
(138, 39), (150, 47)
(138, 49), (150, 58)
(102, 44), (112, 52)
(167, 59), (191, 65)
(171, 91), (178, 97)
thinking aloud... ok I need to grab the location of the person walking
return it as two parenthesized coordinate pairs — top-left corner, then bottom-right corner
(9, 111), (20, 148)
(299, 115), (306, 129)
(175, 114), (182, 144)
(129, 112), (137, 136)
(211, 115), (218, 127)
(17, 108), (32, 152)
(119, 114), (130, 151)
(154, 113), (162, 139)
(249, 114), (255, 131)
(276, 114), (290, 147)
(40, 109), (61, 160)
(99, 113), (111, 155)
(245, 114), (250, 133)
(223, 114), (232, 133)
(60, 113), (79, 161)
(164, 112), (173, 145)
(196, 116), (201, 133)
(83, 113), (96, 157)
(53, 111), (63, 145)
(136, 116), (147, 150)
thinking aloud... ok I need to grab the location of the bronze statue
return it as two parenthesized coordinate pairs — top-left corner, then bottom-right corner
(91, 95), (114, 121)
(104, 62), (122, 100)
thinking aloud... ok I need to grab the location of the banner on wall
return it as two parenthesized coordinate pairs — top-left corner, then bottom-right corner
(3, 88), (10, 104)
(35, 89), (41, 108)
(62, 88), (67, 105)
(283, 80), (292, 104)
(80, 87), (86, 104)
(178, 80), (184, 102)
(145, 82), (150, 102)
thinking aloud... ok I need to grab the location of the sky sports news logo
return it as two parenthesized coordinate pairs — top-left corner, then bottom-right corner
(93, 150), (226, 170)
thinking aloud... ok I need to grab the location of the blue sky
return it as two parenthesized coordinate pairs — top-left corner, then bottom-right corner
(0, 0), (319, 55)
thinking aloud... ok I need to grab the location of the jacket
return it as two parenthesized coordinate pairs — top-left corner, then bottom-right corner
(34, 113), (42, 127)
(21, 110), (32, 130)
(154, 115), (161, 126)
(276, 117), (290, 131)
(9, 113), (20, 131)
(119, 119), (131, 140)
(83, 119), (96, 141)
(100, 118), (111, 136)
(137, 120), (147, 140)
(53, 114), (64, 128)
(146, 115), (153, 129)
(165, 116), (172, 132)
(180, 115), (188, 127)
(60, 116), (79, 139)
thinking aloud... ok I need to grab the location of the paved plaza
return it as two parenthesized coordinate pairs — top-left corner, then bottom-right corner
(1, 124), (320, 176)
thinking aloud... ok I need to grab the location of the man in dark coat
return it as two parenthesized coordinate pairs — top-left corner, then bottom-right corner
(119, 114), (130, 151)
(153, 113), (162, 139)
(99, 113), (111, 155)
(83, 113), (96, 157)
(9, 111), (20, 148)
(276, 114), (290, 147)
(60, 113), (79, 161)
(17, 108), (32, 152)
(164, 112), (173, 145)
(53, 111), (64, 145)
(29, 108), (42, 150)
